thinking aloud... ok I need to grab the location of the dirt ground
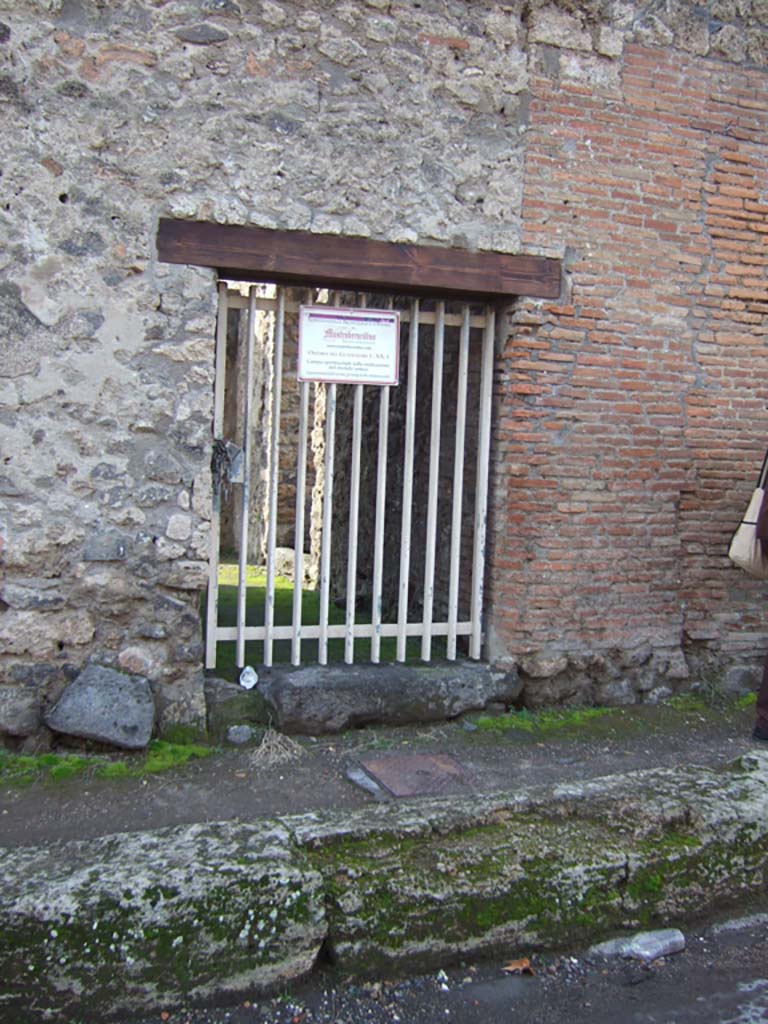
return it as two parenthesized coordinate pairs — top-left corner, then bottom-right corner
(0, 698), (760, 849)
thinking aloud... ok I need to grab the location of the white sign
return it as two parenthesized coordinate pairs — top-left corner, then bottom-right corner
(298, 305), (400, 386)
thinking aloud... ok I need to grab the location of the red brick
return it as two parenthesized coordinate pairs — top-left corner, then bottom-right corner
(417, 33), (469, 49)
(491, 44), (768, 678)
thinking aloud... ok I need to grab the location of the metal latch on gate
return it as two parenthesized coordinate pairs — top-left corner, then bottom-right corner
(211, 438), (244, 499)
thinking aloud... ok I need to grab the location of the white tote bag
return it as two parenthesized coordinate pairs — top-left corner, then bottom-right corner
(728, 450), (768, 578)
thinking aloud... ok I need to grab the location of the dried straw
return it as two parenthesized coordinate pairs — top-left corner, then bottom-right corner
(250, 727), (305, 768)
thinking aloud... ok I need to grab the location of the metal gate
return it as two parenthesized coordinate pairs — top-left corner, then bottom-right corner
(205, 281), (495, 670)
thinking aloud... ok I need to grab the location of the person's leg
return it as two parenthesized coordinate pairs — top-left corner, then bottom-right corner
(754, 649), (768, 739)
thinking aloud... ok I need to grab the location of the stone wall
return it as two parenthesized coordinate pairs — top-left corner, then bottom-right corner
(1, 0), (767, 745)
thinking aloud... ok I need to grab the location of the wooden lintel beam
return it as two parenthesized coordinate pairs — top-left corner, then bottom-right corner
(156, 219), (562, 301)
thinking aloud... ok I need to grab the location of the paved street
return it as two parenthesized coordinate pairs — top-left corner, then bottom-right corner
(117, 909), (768, 1024)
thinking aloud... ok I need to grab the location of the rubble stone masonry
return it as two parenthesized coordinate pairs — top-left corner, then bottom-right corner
(0, 0), (766, 742)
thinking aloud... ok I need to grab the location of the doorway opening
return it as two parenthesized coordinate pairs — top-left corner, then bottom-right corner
(204, 281), (497, 675)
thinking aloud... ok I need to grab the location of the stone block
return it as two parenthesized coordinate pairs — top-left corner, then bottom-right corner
(521, 672), (592, 710)
(166, 513), (192, 541)
(664, 650), (691, 681)
(646, 686), (674, 705)
(595, 678), (636, 707)
(595, 25), (624, 57)
(4, 753), (768, 1019)
(0, 579), (64, 610)
(82, 529), (128, 562)
(674, 17), (710, 56)
(173, 640), (204, 663)
(0, 685), (40, 737)
(635, 13), (675, 46)
(0, 282), (50, 378)
(711, 24), (747, 61)
(0, 610), (95, 657)
(0, 820), (325, 1019)
(258, 662), (521, 734)
(144, 449), (187, 485)
(529, 8), (593, 51)
(519, 652), (568, 678)
(118, 645), (155, 676)
(722, 665), (757, 696)
(161, 561), (208, 590)
(621, 644), (653, 669)
(9, 661), (78, 694)
(45, 663), (155, 750)
(205, 676), (273, 741)
(226, 724), (255, 745)
(175, 23), (230, 44)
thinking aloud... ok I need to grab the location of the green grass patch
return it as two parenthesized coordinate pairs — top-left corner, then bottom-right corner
(475, 706), (614, 735)
(670, 688), (757, 712)
(0, 740), (213, 787)
(209, 561), (432, 680)
(140, 740), (211, 774)
(474, 690), (758, 741)
(668, 690), (738, 713)
(0, 749), (95, 786)
(92, 740), (213, 779)
(95, 760), (134, 780)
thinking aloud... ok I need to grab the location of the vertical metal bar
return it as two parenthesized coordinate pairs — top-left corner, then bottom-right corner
(371, 384), (390, 663)
(206, 281), (229, 669)
(291, 288), (313, 667)
(345, 384), (364, 663)
(291, 382), (309, 666)
(236, 286), (257, 668)
(470, 307), (496, 660)
(342, 291), (367, 664)
(447, 305), (470, 660)
(264, 287), (285, 668)
(318, 291), (341, 665)
(372, 295), (394, 664)
(318, 383), (336, 665)
(421, 301), (445, 661)
(397, 299), (419, 662)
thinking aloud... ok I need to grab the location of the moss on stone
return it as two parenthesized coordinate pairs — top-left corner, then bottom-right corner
(158, 722), (209, 745)
(299, 758), (768, 974)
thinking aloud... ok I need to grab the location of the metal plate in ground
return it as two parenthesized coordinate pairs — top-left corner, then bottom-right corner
(357, 753), (470, 798)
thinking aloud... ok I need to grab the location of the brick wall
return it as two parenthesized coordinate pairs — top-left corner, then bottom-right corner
(488, 44), (768, 704)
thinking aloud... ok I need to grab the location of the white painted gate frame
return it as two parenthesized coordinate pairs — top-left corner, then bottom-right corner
(205, 282), (496, 671)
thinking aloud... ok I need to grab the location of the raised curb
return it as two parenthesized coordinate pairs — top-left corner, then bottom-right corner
(2, 751), (768, 1021)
